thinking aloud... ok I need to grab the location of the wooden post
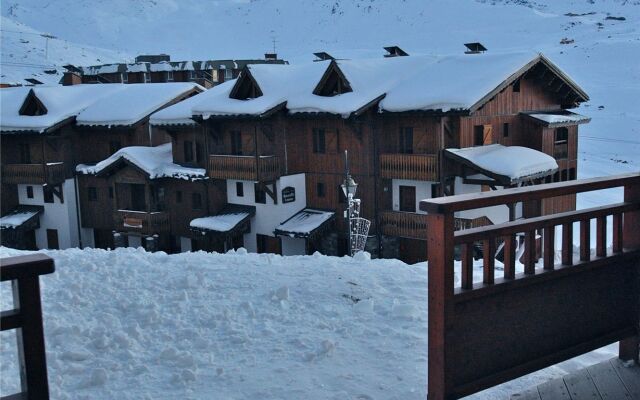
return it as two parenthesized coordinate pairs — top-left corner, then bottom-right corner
(619, 180), (640, 362)
(426, 212), (455, 400)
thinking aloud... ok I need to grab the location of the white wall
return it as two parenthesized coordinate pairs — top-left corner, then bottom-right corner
(180, 236), (192, 252)
(227, 173), (307, 253)
(453, 177), (522, 224)
(281, 236), (306, 256)
(81, 228), (95, 248)
(18, 179), (80, 249)
(392, 179), (435, 214)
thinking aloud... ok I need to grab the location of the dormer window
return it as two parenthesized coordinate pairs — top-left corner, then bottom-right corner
(166, 71), (174, 82)
(144, 72), (151, 83)
(121, 73), (128, 83)
(313, 62), (352, 97)
(19, 90), (47, 116)
(229, 69), (263, 100)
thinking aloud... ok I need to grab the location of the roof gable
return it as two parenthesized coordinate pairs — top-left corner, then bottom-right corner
(19, 89), (48, 116)
(313, 61), (353, 97)
(229, 67), (264, 100)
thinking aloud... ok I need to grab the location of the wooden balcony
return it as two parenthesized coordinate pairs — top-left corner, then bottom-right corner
(453, 216), (493, 231)
(113, 210), (170, 234)
(2, 163), (66, 185)
(380, 210), (428, 240)
(208, 155), (281, 181)
(379, 153), (438, 181)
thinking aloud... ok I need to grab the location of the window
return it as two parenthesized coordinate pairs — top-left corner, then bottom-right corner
(554, 127), (569, 159)
(88, 187), (98, 202)
(109, 187), (114, 199)
(131, 184), (146, 211)
(144, 72), (151, 83)
(26, 186), (34, 199)
(399, 127), (413, 154)
(236, 182), (244, 197)
(43, 187), (54, 203)
(317, 182), (325, 198)
(254, 184), (266, 204)
(19, 143), (31, 163)
(121, 73), (128, 83)
(46, 229), (59, 250)
(431, 184), (439, 199)
(312, 128), (326, 154)
(503, 123), (509, 138)
(184, 140), (193, 162)
(224, 68), (233, 80)
(561, 169), (568, 182)
(109, 140), (121, 155)
(196, 142), (204, 163)
(166, 71), (174, 82)
(176, 191), (182, 203)
(230, 131), (242, 155)
(399, 185), (416, 212)
(569, 168), (576, 180)
(513, 78), (521, 92)
(192, 193), (202, 210)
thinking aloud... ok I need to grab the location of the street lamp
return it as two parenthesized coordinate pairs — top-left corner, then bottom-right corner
(342, 150), (358, 256)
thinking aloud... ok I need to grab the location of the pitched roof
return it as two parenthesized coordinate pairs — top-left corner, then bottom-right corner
(76, 143), (205, 180)
(1, 83), (202, 133)
(156, 51), (589, 121)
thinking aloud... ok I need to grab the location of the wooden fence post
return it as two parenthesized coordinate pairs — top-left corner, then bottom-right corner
(619, 180), (640, 362)
(426, 212), (455, 400)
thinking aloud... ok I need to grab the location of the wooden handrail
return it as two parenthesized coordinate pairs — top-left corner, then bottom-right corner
(208, 155), (281, 181)
(2, 163), (66, 185)
(421, 173), (640, 400)
(1, 254), (55, 400)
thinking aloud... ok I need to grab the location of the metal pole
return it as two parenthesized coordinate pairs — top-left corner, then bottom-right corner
(345, 150), (351, 256)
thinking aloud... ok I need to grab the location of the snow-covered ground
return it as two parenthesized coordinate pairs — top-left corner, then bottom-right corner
(0, 247), (617, 399)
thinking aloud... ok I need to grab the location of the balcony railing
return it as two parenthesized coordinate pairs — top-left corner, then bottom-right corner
(2, 163), (66, 185)
(379, 153), (439, 181)
(453, 216), (493, 231)
(208, 155), (281, 181)
(421, 173), (640, 400)
(380, 210), (428, 240)
(113, 210), (170, 234)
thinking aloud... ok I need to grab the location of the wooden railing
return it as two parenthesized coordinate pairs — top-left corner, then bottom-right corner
(1, 254), (55, 400)
(208, 155), (280, 181)
(453, 215), (493, 231)
(113, 210), (170, 234)
(379, 153), (438, 181)
(379, 210), (428, 240)
(420, 173), (640, 400)
(2, 163), (66, 185)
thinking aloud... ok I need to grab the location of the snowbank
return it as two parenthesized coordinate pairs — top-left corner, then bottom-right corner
(0, 247), (616, 399)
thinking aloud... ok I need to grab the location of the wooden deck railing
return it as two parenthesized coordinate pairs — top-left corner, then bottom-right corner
(379, 153), (438, 181)
(453, 215), (493, 231)
(208, 155), (281, 181)
(1, 254), (55, 400)
(420, 173), (640, 400)
(380, 211), (428, 240)
(2, 163), (66, 185)
(113, 210), (170, 235)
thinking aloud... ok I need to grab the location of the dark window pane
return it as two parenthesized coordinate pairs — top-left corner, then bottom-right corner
(44, 187), (54, 203)
(26, 186), (34, 199)
(399, 127), (413, 154)
(503, 123), (509, 138)
(317, 182), (325, 198)
(236, 182), (244, 197)
(192, 193), (202, 210)
(313, 129), (326, 154)
(254, 184), (266, 204)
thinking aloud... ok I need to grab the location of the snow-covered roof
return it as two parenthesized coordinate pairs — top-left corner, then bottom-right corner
(274, 209), (335, 238)
(522, 111), (591, 127)
(150, 89), (210, 126)
(76, 143), (205, 180)
(0, 207), (41, 229)
(445, 144), (559, 184)
(1, 83), (202, 133)
(190, 213), (251, 233)
(75, 83), (203, 127)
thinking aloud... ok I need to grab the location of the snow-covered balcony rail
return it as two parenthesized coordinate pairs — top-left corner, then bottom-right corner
(379, 153), (438, 181)
(0, 254), (55, 400)
(113, 210), (170, 235)
(207, 155), (281, 182)
(420, 172), (640, 400)
(2, 163), (66, 185)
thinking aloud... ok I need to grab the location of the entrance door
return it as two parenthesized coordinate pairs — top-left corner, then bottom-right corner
(46, 229), (59, 249)
(399, 185), (416, 212)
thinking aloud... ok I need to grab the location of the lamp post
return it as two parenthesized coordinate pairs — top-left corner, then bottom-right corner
(341, 150), (358, 256)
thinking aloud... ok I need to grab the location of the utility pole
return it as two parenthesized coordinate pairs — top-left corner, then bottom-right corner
(41, 33), (56, 60)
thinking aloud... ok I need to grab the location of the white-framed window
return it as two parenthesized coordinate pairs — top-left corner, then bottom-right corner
(189, 70), (196, 80)
(211, 69), (219, 82)
(166, 71), (174, 82)
(144, 72), (151, 83)
(224, 68), (233, 80)
(121, 73), (128, 83)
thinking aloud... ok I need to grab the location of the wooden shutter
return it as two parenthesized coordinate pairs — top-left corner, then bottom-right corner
(483, 125), (493, 145)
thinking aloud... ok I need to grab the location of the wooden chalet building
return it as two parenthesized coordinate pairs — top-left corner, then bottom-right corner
(0, 82), (203, 250)
(62, 54), (288, 88)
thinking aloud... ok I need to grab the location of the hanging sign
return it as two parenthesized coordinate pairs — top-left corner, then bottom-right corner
(282, 186), (296, 203)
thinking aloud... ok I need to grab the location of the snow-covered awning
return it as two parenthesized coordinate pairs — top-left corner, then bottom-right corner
(521, 111), (591, 128)
(76, 143), (205, 180)
(274, 209), (335, 239)
(445, 144), (558, 185)
(0, 206), (42, 230)
(190, 205), (255, 236)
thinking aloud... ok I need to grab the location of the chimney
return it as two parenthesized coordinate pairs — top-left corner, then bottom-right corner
(62, 71), (82, 86)
(383, 46), (409, 58)
(135, 54), (171, 63)
(313, 52), (335, 62)
(265, 53), (278, 61)
(464, 43), (487, 54)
